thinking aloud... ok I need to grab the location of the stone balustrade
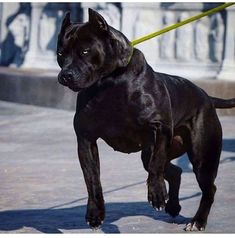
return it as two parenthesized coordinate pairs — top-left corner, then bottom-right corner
(0, 2), (234, 80)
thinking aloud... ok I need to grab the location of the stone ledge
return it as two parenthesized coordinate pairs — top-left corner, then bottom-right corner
(0, 67), (77, 111)
(194, 79), (235, 116)
(0, 67), (234, 115)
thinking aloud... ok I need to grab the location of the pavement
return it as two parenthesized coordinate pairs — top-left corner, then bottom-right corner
(0, 100), (235, 234)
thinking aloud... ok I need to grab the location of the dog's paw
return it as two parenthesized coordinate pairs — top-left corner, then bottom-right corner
(86, 217), (103, 230)
(165, 199), (181, 217)
(147, 180), (166, 210)
(86, 200), (105, 230)
(184, 221), (205, 232)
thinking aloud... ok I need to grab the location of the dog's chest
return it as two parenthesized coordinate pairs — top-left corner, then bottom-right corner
(77, 84), (151, 153)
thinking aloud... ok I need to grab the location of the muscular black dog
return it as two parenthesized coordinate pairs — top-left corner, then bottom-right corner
(57, 9), (235, 231)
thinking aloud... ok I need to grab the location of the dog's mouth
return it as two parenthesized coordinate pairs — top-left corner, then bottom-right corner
(58, 75), (83, 92)
(58, 80), (82, 92)
(68, 84), (82, 92)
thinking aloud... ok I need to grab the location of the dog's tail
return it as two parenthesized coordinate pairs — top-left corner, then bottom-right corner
(210, 96), (235, 109)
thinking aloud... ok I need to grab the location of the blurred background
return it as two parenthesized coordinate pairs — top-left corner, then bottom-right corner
(0, 2), (234, 114)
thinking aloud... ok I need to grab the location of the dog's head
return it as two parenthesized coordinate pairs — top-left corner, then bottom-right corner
(57, 9), (132, 92)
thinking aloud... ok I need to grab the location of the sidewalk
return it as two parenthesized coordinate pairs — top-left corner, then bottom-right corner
(0, 100), (235, 233)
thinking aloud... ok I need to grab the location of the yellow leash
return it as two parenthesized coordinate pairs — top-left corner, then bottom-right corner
(131, 2), (235, 47)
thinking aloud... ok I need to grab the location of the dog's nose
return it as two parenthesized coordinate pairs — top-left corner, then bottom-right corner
(59, 70), (74, 85)
(62, 70), (73, 83)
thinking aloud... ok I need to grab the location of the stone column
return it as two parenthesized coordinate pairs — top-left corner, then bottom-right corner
(217, 5), (235, 81)
(160, 11), (175, 60)
(176, 12), (194, 61)
(22, 2), (58, 70)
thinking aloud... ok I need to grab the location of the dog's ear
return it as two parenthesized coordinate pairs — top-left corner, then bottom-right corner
(88, 8), (109, 32)
(60, 12), (71, 33)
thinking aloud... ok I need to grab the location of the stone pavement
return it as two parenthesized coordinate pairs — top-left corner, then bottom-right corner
(0, 100), (235, 234)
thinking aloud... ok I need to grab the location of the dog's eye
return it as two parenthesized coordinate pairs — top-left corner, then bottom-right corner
(57, 51), (63, 57)
(81, 49), (90, 56)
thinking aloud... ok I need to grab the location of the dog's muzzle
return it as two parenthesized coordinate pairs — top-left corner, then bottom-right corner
(58, 70), (82, 92)
(58, 70), (74, 86)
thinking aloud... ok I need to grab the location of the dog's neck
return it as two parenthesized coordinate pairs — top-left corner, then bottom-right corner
(107, 48), (148, 79)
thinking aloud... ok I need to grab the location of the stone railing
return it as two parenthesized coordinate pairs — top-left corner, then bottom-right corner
(0, 2), (234, 80)
(122, 3), (227, 79)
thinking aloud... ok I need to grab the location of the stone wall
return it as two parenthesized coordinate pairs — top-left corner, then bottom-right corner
(0, 2), (234, 81)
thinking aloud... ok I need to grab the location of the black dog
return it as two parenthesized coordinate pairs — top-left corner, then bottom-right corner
(57, 9), (235, 231)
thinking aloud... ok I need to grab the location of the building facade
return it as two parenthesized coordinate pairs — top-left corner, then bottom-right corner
(0, 2), (234, 80)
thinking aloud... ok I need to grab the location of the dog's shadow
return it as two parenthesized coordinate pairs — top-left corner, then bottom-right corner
(0, 201), (193, 233)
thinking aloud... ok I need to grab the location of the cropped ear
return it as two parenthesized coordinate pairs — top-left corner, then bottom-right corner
(88, 8), (109, 32)
(60, 12), (71, 33)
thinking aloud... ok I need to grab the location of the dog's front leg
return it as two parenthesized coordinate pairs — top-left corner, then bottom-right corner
(77, 135), (105, 229)
(147, 122), (172, 210)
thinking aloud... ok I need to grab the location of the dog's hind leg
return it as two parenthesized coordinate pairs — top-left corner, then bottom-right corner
(185, 109), (222, 231)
